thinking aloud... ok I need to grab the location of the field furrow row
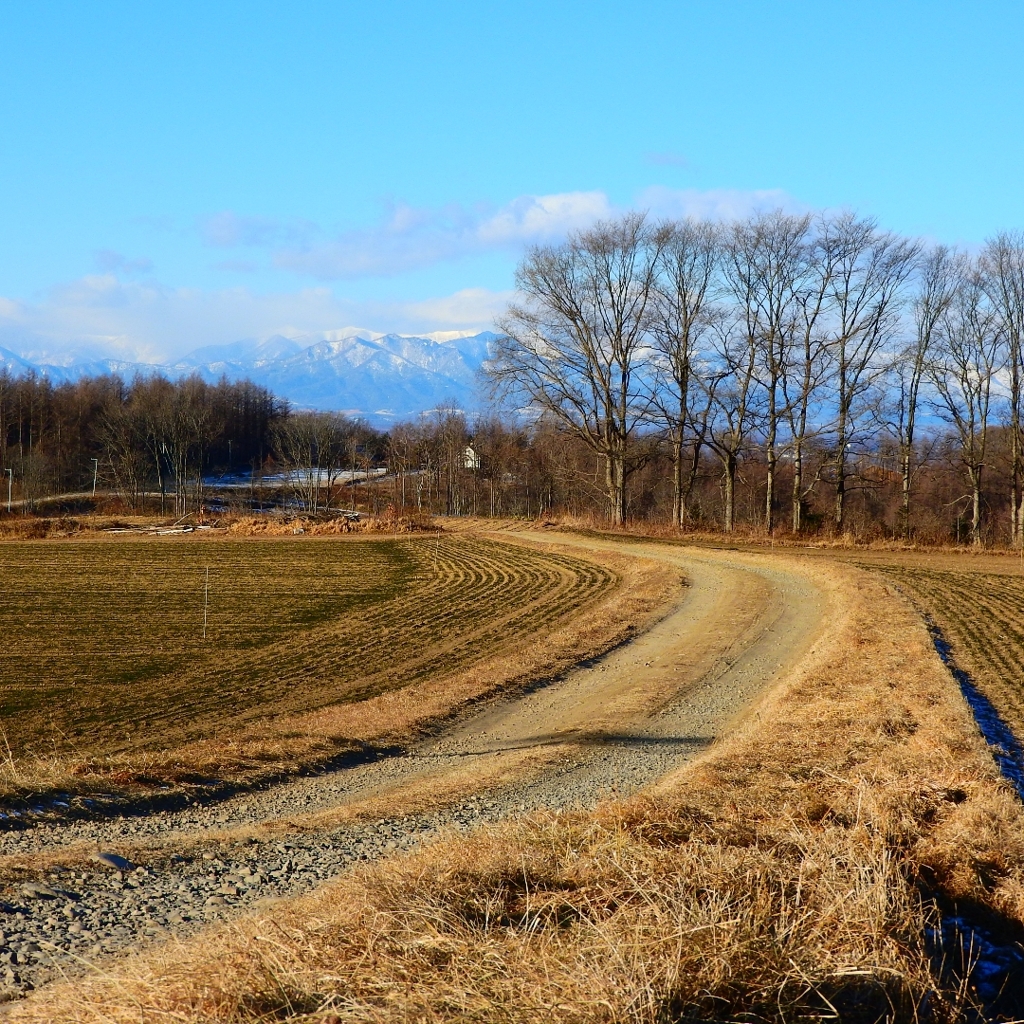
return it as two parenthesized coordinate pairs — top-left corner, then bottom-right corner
(0, 535), (617, 762)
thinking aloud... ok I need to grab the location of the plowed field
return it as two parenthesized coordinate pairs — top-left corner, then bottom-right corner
(863, 557), (1024, 736)
(0, 535), (616, 760)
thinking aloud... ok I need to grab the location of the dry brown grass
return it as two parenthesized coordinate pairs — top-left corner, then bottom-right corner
(0, 508), (436, 543)
(532, 511), (1024, 557)
(11, 552), (1024, 1022)
(0, 513), (184, 539)
(225, 510), (437, 536)
(0, 516), (85, 540)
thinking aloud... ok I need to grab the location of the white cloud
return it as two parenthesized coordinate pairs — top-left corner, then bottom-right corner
(201, 211), (317, 248)
(211, 187), (799, 281)
(0, 185), (805, 365)
(474, 192), (613, 245)
(94, 250), (155, 274)
(637, 185), (802, 221)
(271, 192), (608, 280)
(199, 192), (614, 281)
(404, 288), (513, 327)
(0, 276), (510, 364)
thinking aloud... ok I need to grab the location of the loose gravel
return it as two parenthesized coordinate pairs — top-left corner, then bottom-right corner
(0, 735), (712, 999)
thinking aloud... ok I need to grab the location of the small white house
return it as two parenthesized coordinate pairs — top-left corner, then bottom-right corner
(464, 445), (481, 470)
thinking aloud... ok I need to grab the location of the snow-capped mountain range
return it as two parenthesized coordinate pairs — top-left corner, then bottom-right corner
(0, 328), (498, 423)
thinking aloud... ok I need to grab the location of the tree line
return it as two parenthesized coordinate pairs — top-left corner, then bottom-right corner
(0, 373), (286, 513)
(5, 206), (1024, 546)
(488, 211), (1024, 544)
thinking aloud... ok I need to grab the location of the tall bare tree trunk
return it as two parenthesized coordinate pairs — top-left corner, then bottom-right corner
(606, 454), (625, 526)
(791, 440), (804, 533)
(972, 466), (983, 546)
(765, 414), (777, 532)
(1010, 352), (1022, 547)
(671, 436), (684, 528)
(833, 402), (847, 532)
(723, 452), (736, 532)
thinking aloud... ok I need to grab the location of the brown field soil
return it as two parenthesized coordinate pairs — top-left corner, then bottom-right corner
(0, 532), (677, 798)
(11, 541), (1024, 1022)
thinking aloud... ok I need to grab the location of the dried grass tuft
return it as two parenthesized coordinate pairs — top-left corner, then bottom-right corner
(0, 516), (83, 540)
(226, 508), (437, 536)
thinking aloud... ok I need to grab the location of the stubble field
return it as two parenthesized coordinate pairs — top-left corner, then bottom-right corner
(16, 537), (1024, 1023)
(10, 531), (1024, 1022)
(0, 533), (620, 792)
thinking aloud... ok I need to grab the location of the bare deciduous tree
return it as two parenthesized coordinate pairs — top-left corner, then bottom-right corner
(649, 219), (721, 527)
(981, 232), (1024, 545)
(929, 268), (1002, 545)
(705, 313), (760, 532)
(823, 214), (919, 532)
(273, 412), (351, 512)
(491, 213), (665, 525)
(725, 211), (811, 532)
(893, 245), (961, 537)
(784, 220), (838, 533)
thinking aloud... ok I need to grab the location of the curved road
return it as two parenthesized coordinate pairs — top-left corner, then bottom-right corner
(0, 538), (826, 999)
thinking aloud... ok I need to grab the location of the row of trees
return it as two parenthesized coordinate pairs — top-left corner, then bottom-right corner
(367, 407), (1024, 544)
(0, 371), (399, 516)
(6, 360), (1024, 543)
(489, 211), (1024, 544)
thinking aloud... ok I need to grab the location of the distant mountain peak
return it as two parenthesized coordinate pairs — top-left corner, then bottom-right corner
(1, 329), (497, 425)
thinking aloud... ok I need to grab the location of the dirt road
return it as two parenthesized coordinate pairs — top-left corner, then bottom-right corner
(427, 534), (824, 803)
(0, 538), (826, 998)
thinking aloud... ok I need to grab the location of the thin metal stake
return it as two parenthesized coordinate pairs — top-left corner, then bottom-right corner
(202, 566), (210, 640)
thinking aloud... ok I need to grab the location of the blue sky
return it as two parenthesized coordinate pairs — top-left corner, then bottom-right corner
(1, 0), (1022, 362)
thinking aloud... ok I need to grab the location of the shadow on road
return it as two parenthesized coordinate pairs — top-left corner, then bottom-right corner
(428, 731), (714, 757)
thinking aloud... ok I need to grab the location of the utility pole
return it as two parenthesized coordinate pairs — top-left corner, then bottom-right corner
(91, 458), (99, 497)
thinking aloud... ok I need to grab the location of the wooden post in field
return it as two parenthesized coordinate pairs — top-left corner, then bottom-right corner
(202, 566), (210, 640)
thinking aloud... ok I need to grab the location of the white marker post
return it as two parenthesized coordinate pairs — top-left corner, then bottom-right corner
(202, 566), (210, 640)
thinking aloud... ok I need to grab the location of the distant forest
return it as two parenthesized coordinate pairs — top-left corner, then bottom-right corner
(3, 210), (1024, 546)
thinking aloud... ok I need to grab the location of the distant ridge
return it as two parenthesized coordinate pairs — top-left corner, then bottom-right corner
(0, 330), (498, 424)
